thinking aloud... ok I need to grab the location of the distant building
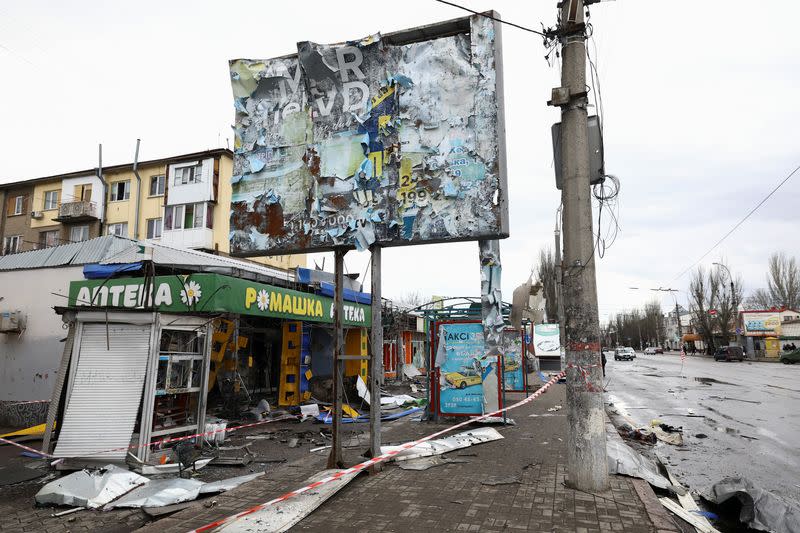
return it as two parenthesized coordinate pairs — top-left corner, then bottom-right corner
(740, 308), (800, 358)
(663, 305), (692, 350)
(0, 149), (304, 271)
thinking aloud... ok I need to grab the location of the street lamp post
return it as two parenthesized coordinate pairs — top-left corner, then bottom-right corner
(712, 263), (740, 348)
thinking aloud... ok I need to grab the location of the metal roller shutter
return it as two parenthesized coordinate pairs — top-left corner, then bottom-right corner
(54, 323), (152, 461)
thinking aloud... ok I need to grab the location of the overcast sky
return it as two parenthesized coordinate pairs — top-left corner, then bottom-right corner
(1, 1), (798, 322)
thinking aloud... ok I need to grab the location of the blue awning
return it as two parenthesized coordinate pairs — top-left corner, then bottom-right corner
(318, 281), (371, 304)
(83, 262), (143, 279)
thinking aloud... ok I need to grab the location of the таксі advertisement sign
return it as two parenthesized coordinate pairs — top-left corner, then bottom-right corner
(435, 322), (501, 415)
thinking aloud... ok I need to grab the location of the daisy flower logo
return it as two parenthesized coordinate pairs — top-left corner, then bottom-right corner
(180, 280), (202, 306)
(256, 289), (270, 311)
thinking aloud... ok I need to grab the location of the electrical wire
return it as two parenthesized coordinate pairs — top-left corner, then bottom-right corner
(433, 0), (551, 37)
(673, 161), (800, 281)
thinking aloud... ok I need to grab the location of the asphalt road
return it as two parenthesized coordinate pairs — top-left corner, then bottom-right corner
(604, 351), (800, 502)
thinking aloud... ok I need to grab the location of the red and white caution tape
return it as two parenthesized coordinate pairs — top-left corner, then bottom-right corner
(0, 436), (55, 458)
(0, 415), (298, 463)
(73, 414), (300, 459)
(564, 362), (603, 392)
(188, 372), (565, 533)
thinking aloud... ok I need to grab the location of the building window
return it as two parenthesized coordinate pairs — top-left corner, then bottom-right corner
(149, 175), (166, 196)
(70, 225), (90, 242)
(146, 218), (162, 239)
(109, 181), (131, 202)
(173, 164), (202, 186)
(11, 195), (25, 215)
(3, 235), (22, 254)
(39, 230), (60, 248)
(44, 190), (60, 210)
(73, 184), (92, 202)
(107, 222), (129, 237)
(164, 203), (206, 230)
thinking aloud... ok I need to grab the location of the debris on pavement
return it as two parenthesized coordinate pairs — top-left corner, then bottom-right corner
(659, 497), (720, 533)
(105, 478), (204, 509)
(382, 427), (503, 462)
(663, 465), (718, 532)
(709, 477), (800, 533)
(547, 405), (562, 412)
(35, 465), (148, 509)
(481, 475), (522, 486)
(134, 457), (214, 475)
(396, 456), (468, 471)
(606, 439), (676, 492)
(618, 423), (657, 444)
(213, 469), (359, 533)
(469, 416), (516, 425)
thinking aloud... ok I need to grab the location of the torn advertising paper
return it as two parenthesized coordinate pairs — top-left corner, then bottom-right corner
(228, 14), (508, 255)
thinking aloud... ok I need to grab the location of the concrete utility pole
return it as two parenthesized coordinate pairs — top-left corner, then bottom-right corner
(554, 0), (609, 492)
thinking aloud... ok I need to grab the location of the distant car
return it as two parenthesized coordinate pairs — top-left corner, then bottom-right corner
(714, 346), (744, 362)
(655, 347), (664, 354)
(445, 369), (482, 389)
(644, 347), (657, 355)
(780, 349), (800, 365)
(615, 347), (636, 361)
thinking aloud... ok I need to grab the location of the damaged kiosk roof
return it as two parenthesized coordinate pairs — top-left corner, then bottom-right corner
(229, 11), (508, 256)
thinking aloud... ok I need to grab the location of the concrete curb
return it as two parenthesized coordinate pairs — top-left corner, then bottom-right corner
(630, 477), (681, 532)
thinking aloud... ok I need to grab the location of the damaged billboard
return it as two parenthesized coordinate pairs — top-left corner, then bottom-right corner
(229, 13), (508, 255)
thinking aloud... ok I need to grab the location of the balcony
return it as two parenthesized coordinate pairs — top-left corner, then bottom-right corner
(54, 201), (98, 222)
(160, 227), (214, 251)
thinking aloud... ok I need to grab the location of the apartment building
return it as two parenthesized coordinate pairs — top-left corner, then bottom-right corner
(0, 149), (304, 270)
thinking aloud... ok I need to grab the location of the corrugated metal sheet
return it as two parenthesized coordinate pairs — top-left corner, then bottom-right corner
(53, 323), (152, 460)
(0, 236), (295, 282)
(70, 237), (115, 265)
(102, 240), (294, 282)
(40, 241), (85, 267)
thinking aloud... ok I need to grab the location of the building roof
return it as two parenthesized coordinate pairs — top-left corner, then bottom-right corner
(0, 235), (295, 284)
(0, 148), (232, 189)
(740, 308), (800, 315)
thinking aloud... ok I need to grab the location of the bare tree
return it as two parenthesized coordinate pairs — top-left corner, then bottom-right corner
(689, 267), (716, 354)
(688, 263), (743, 352)
(710, 263), (743, 346)
(535, 247), (558, 323)
(766, 252), (800, 309)
(745, 288), (772, 310)
(394, 290), (427, 310)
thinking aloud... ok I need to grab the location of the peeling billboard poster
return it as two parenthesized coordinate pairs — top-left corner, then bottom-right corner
(229, 13), (507, 255)
(501, 329), (526, 392)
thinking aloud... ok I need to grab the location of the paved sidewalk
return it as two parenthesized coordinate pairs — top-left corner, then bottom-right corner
(138, 381), (676, 533)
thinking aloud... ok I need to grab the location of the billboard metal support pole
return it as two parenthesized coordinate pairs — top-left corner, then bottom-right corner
(369, 245), (382, 472)
(327, 248), (346, 469)
(479, 239), (503, 414)
(557, 0), (609, 492)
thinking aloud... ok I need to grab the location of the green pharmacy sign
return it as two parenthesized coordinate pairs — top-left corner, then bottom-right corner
(68, 273), (371, 327)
